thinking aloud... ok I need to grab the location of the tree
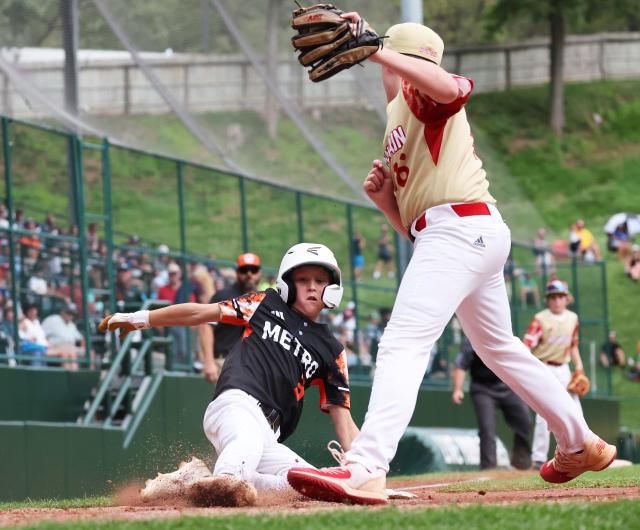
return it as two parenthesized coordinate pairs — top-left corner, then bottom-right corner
(485, 0), (638, 135)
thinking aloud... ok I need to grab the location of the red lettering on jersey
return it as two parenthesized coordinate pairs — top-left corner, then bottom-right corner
(294, 382), (305, 401)
(384, 125), (406, 163)
(393, 153), (410, 187)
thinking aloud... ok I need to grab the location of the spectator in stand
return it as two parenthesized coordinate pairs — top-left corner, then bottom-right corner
(575, 219), (601, 262)
(258, 273), (277, 292)
(373, 223), (395, 280)
(157, 262), (196, 366)
(568, 223), (581, 258)
(0, 204), (9, 261)
(41, 303), (83, 370)
(533, 228), (555, 276)
(452, 337), (532, 470)
(41, 212), (60, 237)
(625, 245), (640, 281)
(0, 304), (16, 366)
(600, 330), (626, 369)
(19, 303), (48, 367)
(13, 208), (25, 229)
(606, 222), (632, 262)
(627, 342), (640, 382)
(20, 219), (41, 271)
(192, 264), (215, 305)
(352, 231), (366, 281)
(199, 253), (262, 383)
(115, 263), (145, 311)
(516, 270), (540, 310)
(86, 222), (100, 254)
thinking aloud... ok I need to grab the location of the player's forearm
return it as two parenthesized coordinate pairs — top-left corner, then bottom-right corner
(381, 204), (409, 240)
(452, 368), (466, 392)
(570, 347), (584, 371)
(329, 406), (360, 451)
(369, 48), (458, 103)
(149, 303), (221, 328)
(198, 323), (214, 363)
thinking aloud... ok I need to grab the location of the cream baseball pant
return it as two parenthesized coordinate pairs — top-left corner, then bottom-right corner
(531, 363), (582, 463)
(203, 389), (312, 491)
(346, 203), (590, 473)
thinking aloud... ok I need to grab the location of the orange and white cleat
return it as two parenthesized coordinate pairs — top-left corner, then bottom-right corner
(539, 433), (617, 483)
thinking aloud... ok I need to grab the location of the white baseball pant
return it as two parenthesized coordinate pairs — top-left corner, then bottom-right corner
(203, 389), (312, 491)
(531, 363), (582, 463)
(346, 203), (590, 473)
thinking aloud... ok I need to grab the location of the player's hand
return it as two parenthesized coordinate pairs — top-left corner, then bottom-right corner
(364, 160), (395, 212)
(203, 360), (220, 383)
(340, 11), (362, 35)
(99, 311), (149, 339)
(452, 389), (464, 405)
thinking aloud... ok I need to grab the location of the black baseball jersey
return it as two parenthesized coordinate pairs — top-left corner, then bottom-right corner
(213, 288), (350, 442)
(209, 283), (246, 359)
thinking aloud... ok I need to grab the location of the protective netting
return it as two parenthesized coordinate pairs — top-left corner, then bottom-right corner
(0, 0), (555, 237)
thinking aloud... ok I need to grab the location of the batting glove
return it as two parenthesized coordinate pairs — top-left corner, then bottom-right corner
(99, 311), (150, 339)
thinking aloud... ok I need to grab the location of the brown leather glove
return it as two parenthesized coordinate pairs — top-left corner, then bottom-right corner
(567, 369), (590, 397)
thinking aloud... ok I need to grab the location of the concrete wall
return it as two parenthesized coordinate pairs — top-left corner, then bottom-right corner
(2, 33), (639, 118)
(0, 368), (620, 501)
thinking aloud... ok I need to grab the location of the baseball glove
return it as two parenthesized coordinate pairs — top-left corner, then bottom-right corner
(567, 369), (590, 397)
(291, 3), (383, 82)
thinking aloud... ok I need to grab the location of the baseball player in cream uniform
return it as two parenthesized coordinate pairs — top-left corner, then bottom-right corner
(524, 280), (585, 469)
(288, 19), (616, 505)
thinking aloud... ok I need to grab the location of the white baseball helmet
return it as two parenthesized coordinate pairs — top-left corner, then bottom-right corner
(276, 243), (343, 309)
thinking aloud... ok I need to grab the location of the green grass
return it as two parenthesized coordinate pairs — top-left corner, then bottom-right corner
(0, 496), (111, 510)
(438, 465), (640, 492)
(10, 500), (640, 530)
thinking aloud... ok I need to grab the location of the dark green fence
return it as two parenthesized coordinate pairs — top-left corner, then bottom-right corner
(0, 116), (611, 393)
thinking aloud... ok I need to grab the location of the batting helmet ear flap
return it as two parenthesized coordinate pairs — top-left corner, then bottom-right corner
(322, 283), (343, 309)
(276, 274), (297, 305)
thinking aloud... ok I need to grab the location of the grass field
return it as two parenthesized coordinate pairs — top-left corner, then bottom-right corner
(2, 466), (638, 530)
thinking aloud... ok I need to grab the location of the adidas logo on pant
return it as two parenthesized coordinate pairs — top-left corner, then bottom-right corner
(473, 236), (485, 248)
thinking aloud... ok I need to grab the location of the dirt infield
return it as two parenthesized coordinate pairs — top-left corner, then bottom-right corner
(2, 471), (639, 528)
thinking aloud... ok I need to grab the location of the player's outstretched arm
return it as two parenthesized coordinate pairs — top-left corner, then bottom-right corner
(99, 303), (221, 339)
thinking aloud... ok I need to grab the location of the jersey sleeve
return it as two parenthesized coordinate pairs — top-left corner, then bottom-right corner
(403, 75), (474, 125)
(312, 349), (351, 412)
(523, 317), (543, 349)
(217, 291), (267, 326)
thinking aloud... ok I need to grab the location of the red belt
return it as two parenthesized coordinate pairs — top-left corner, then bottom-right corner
(408, 202), (491, 243)
(545, 361), (563, 367)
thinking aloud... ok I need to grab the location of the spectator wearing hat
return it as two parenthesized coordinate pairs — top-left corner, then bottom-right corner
(157, 262), (196, 366)
(41, 304), (84, 370)
(523, 280), (585, 469)
(198, 253), (262, 383)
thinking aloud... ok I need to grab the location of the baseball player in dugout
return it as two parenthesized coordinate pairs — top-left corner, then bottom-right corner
(100, 243), (358, 506)
(286, 12), (616, 505)
(524, 280), (588, 470)
(198, 252), (262, 383)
